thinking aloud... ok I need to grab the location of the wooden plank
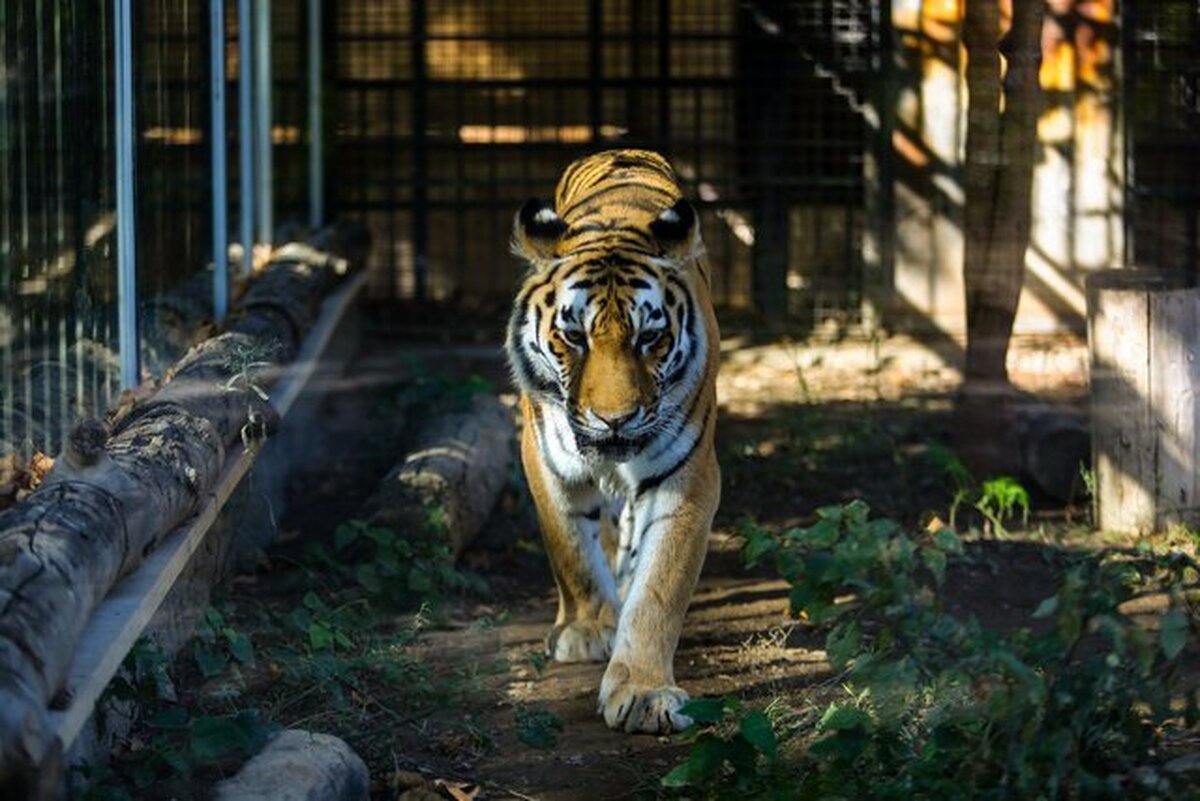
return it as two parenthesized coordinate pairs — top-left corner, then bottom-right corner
(1088, 274), (1156, 533)
(45, 272), (365, 753)
(1149, 288), (1200, 529)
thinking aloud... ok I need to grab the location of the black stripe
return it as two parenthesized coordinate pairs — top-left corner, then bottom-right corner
(559, 181), (675, 221)
(514, 343), (557, 395)
(538, 424), (571, 484)
(636, 399), (711, 498)
(639, 511), (679, 537)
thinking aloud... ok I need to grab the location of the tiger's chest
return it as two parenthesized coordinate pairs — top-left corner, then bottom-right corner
(536, 401), (636, 495)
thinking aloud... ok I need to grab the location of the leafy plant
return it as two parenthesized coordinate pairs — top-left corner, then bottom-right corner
(976, 475), (1030, 535)
(305, 518), (486, 611)
(193, 606), (255, 679)
(219, 339), (280, 451)
(732, 502), (1200, 799)
(661, 696), (778, 792)
(926, 445), (1031, 535)
(86, 635), (277, 796)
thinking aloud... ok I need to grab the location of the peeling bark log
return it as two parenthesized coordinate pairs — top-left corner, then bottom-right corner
(364, 395), (515, 559)
(0, 225), (368, 786)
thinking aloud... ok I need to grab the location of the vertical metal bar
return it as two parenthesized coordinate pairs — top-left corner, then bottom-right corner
(412, 0), (428, 299)
(114, 0), (139, 388)
(308, 0), (323, 229)
(239, 0), (254, 273)
(211, 0), (230, 319)
(254, 0), (272, 245)
(589, 0), (602, 142)
(0, 0), (13, 448)
(53, 2), (68, 451)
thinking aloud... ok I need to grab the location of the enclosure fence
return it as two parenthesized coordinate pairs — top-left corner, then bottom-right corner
(1125, 0), (1200, 277)
(3, 0), (1200, 458)
(0, 0), (320, 458)
(329, 0), (880, 321)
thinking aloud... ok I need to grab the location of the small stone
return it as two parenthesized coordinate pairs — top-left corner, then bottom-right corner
(212, 729), (369, 801)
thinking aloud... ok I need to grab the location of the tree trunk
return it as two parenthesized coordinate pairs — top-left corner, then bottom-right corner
(0, 227), (367, 787)
(959, 0), (1046, 473)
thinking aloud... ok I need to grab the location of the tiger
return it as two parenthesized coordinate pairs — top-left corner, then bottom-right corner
(505, 149), (720, 734)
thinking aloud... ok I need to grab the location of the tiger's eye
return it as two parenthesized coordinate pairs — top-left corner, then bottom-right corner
(562, 329), (588, 349)
(637, 329), (663, 349)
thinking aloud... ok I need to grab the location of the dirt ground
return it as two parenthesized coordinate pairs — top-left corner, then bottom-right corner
(206, 318), (1099, 800)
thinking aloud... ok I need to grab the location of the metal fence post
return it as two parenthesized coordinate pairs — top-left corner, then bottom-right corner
(239, 0), (255, 273)
(212, 0), (230, 319)
(254, 0), (273, 246)
(114, 0), (139, 388)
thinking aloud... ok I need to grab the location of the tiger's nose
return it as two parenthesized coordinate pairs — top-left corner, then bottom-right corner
(594, 409), (637, 432)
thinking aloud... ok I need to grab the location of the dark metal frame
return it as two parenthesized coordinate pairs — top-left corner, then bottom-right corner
(329, 0), (881, 322)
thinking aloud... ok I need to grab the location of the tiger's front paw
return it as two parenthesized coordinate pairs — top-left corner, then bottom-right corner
(598, 663), (691, 734)
(546, 620), (614, 663)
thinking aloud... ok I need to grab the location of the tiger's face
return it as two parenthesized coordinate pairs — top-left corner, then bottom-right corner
(507, 196), (704, 463)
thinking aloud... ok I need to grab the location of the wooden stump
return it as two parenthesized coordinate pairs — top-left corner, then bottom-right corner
(1087, 271), (1199, 533)
(363, 395), (515, 559)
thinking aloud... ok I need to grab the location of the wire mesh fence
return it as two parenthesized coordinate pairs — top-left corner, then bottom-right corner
(329, 0), (878, 323)
(0, 0), (311, 458)
(1125, 0), (1200, 278)
(3, 0), (1200, 459)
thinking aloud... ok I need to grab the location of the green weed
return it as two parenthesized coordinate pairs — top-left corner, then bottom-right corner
(661, 696), (778, 793)
(83, 621), (277, 797)
(926, 445), (1031, 535)
(710, 503), (1200, 799)
(304, 518), (487, 611)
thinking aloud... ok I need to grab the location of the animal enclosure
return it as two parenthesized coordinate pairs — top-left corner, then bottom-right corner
(1, 2), (1199, 798)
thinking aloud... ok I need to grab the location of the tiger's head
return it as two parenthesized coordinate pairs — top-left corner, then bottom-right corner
(506, 194), (706, 463)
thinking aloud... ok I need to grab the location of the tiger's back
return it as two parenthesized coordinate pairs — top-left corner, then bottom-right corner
(505, 148), (719, 735)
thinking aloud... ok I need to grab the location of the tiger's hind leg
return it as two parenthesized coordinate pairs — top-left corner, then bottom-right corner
(522, 418), (618, 663)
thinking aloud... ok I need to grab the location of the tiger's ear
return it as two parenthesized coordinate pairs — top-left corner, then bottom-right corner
(649, 199), (702, 267)
(511, 198), (566, 267)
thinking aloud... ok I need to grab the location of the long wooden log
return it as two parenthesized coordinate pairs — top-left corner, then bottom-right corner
(364, 394), (515, 559)
(0, 226), (367, 786)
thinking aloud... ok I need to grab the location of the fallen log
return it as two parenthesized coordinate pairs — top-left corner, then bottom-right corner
(0, 225), (368, 789)
(363, 394), (515, 559)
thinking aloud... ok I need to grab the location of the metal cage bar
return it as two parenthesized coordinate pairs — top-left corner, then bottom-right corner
(254, 0), (273, 245)
(212, 0), (230, 319)
(114, 0), (139, 388)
